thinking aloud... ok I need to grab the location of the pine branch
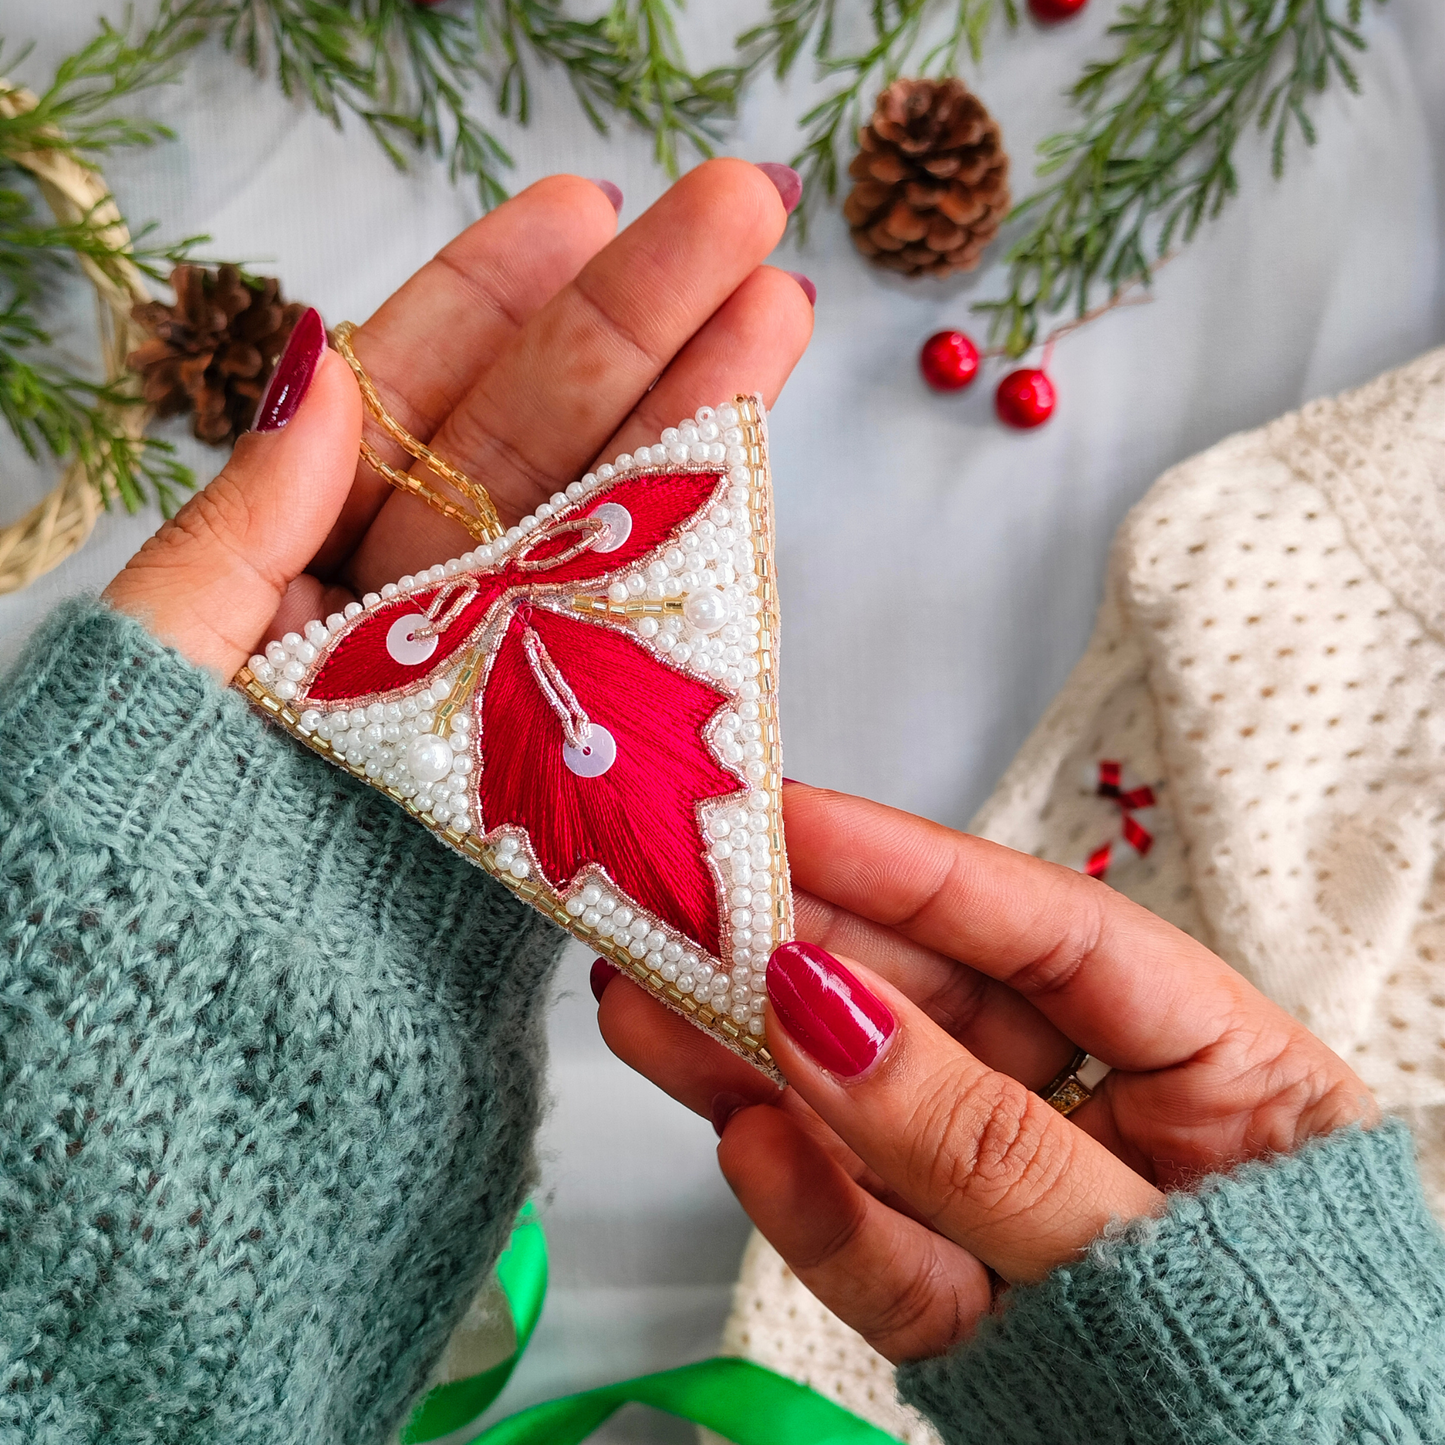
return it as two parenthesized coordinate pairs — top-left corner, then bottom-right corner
(977, 0), (1378, 356)
(1, 4), (207, 516)
(490, 0), (743, 179)
(736, 0), (1016, 235)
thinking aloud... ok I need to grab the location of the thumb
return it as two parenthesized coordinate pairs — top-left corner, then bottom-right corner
(105, 309), (363, 679)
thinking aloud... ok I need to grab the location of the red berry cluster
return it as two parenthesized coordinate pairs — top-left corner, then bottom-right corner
(918, 329), (1056, 429)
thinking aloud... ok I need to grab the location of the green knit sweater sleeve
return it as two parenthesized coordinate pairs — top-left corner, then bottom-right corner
(897, 1121), (1445, 1445)
(0, 599), (565, 1445)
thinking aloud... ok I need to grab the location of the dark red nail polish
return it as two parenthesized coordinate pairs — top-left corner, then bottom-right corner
(766, 941), (894, 1079)
(710, 1092), (749, 1139)
(782, 777), (802, 786)
(590, 179), (623, 213)
(589, 957), (620, 1003)
(785, 271), (816, 306)
(756, 162), (802, 215)
(253, 307), (325, 433)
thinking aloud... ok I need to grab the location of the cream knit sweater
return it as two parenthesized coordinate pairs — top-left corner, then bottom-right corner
(716, 346), (1445, 1444)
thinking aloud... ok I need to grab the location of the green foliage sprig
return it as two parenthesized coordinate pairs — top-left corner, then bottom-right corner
(736, 0), (1017, 236)
(979, 0), (1379, 356)
(208, 0), (744, 206)
(1, 5), (209, 514)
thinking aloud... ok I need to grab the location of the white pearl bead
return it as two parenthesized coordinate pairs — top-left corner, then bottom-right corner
(717, 404), (738, 427)
(607, 581), (629, 604)
(695, 407), (716, 426)
(566, 481), (586, 500)
(612, 906), (634, 929)
(344, 602), (363, 619)
(406, 734), (454, 783)
(509, 857), (530, 879)
(304, 620), (329, 646)
(265, 641), (287, 666)
(635, 616), (659, 638)
(582, 908), (601, 928)
(626, 574), (646, 596)
(274, 679), (297, 701)
(654, 632), (675, 652)
(595, 465), (614, 480)
(683, 587), (730, 634)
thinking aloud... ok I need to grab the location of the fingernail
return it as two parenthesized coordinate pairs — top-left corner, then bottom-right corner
(590, 957), (620, 1003)
(590, 179), (623, 213)
(767, 941), (894, 1079)
(253, 307), (325, 433)
(782, 777), (802, 786)
(756, 162), (802, 215)
(710, 1091), (749, 1139)
(786, 271), (816, 306)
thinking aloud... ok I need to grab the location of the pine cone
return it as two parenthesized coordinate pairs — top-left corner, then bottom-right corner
(127, 265), (308, 444)
(843, 77), (1010, 278)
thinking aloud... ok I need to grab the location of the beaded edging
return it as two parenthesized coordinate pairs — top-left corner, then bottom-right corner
(236, 394), (790, 1079)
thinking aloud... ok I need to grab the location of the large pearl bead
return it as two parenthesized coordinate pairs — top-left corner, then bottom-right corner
(682, 586), (730, 634)
(406, 733), (454, 783)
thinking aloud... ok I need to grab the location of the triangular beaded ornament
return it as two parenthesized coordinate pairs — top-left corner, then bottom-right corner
(235, 327), (790, 1077)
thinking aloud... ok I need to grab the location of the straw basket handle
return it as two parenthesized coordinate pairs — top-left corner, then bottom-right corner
(0, 84), (155, 595)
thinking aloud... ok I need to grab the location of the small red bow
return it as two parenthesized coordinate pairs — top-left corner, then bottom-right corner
(1084, 761), (1155, 879)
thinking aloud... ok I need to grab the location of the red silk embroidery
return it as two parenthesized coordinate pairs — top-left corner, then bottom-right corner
(305, 471), (726, 705)
(480, 606), (739, 955)
(1084, 761), (1156, 879)
(298, 466), (742, 953)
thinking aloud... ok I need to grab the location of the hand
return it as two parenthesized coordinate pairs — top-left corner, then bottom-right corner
(597, 781), (1380, 1364)
(103, 163), (813, 674)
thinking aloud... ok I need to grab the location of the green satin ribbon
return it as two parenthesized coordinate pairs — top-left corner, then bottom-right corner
(401, 1207), (903, 1445)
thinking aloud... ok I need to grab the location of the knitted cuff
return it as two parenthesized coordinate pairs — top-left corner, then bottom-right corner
(0, 598), (564, 1441)
(897, 1123), (1445, 1445)
(1, 597), (528, 950)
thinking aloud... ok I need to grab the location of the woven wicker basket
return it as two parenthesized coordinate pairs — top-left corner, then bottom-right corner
(0, 85), (154, 596)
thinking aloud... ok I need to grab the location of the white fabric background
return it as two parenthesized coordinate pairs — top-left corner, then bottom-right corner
(2, 3), (1443, 1438)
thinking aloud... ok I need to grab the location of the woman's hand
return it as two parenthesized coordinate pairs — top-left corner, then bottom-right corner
(103, 162), (812, 673)
(597, 781), (1380, 1364)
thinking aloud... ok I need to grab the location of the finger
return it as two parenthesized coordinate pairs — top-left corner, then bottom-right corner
(346, 158), (791, 587)
(782, 783), (1268, 1072)
(793, 883), (1073, 1093)
(104, 318), (361, 677)
(596, 963), (778, 1119)
(311, 175), (620, 573)
(600, 265), (814, 459)
(717, 1103), (991, 1363)
(765, 943), (1163, 1284)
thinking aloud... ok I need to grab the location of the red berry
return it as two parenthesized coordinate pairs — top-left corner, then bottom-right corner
(995, 368), (1056, 428)
(1029, 0), (1088, 17)
(919, 330), (980, 392)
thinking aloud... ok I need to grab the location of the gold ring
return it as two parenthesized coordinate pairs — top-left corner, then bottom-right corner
(1039, 1047), (1107, 1117)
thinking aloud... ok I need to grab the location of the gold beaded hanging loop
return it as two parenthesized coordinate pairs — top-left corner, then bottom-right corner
(332, 321), (503, 543)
